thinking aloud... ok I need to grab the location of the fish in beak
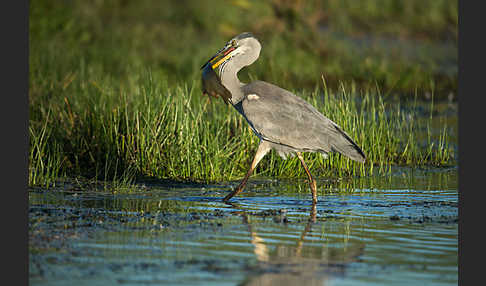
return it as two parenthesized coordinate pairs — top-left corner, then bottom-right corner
(200, 44), (235, 105)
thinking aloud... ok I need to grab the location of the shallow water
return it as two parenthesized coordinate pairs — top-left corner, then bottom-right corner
(29, 167), (457, 286)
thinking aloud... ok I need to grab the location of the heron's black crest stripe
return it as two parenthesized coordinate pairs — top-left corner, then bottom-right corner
(235, 32), (254, 40)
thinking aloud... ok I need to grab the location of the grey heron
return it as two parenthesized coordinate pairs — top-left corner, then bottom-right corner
(201, 32), (366, 204)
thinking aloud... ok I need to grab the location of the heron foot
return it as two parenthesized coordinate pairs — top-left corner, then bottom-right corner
(222, 186), (244, 202)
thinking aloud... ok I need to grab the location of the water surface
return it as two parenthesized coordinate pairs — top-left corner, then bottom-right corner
(29, 167), (457, 285)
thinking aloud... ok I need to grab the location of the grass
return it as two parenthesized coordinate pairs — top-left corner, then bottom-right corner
(28, 69), (455, 188)
(29, 0), (457, 190)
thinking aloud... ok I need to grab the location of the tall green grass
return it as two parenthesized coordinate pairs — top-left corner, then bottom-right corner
(29, 112), (63, 187)
(28, 70), (455, 188)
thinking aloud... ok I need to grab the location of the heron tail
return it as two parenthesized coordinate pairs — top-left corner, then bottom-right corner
(330, 125), (366, 163)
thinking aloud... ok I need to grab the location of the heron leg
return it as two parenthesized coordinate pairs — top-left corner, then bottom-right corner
(297, 152), (317, 204)
(223, 141), (271, 202)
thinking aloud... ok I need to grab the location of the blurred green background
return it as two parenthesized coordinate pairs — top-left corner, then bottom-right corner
(30, 0), (457, 100)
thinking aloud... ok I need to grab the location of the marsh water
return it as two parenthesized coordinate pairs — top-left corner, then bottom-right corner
(29, 166), (457, 286)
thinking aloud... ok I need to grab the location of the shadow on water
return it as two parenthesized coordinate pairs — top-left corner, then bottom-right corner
(29, 167), (457, 286)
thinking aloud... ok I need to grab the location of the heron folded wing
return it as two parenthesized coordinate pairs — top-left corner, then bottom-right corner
(241, 81), (365, 163)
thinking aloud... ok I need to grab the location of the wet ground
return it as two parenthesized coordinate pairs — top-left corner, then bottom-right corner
(29, 166), (457, 286)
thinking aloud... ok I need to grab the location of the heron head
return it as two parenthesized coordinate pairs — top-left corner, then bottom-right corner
(201, 32), (261, 75)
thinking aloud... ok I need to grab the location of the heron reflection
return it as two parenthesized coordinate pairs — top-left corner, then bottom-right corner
(233, 204), (364, 286)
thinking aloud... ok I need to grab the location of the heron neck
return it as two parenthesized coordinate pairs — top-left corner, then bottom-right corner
(220, 65), (245, 104)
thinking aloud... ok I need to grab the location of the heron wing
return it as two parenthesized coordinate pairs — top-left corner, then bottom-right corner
(240, 81), (365, 163)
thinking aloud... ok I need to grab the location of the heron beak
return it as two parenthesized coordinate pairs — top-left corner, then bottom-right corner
(201, 45), (236, 70)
